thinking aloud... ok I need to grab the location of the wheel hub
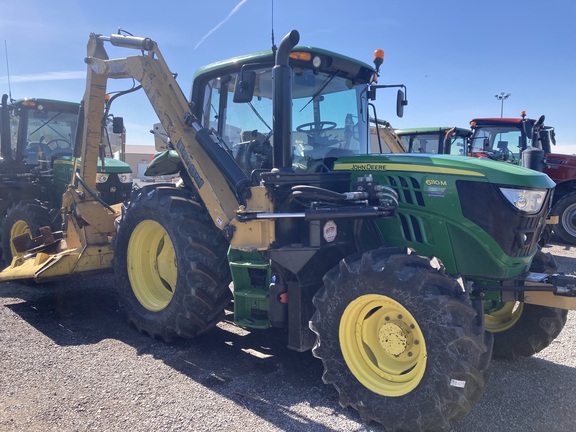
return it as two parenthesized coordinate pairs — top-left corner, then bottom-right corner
(127, 220), (177, 312)
(378, 322), (407, 356)
(339, 294), (426, 396)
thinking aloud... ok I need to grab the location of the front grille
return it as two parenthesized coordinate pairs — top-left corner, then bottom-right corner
(387, 175), (425, 207)
(398, 213), (425, 243)
(96, 174), (132, 205)
(457, 180), (550, 257)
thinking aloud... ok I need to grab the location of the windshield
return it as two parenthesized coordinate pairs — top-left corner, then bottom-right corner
(201, 66), (369, 174)
(398, 131), (468, 156)
(291, 70), (368, 171)
(401, 133), (440, 154)
(470, 126), (524, 163)
(22, 108), (76, 164)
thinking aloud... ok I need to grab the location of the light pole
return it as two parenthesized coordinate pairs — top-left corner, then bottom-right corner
(494, 92), (511, 117)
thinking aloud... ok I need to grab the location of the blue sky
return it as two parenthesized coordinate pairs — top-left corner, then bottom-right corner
(1, 0), (574, 153)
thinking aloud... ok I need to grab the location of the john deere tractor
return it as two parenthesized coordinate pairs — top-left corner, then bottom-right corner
(395, 126), (472, 155)
(2, 30), (576, 431)
(0, 95), (133, 265)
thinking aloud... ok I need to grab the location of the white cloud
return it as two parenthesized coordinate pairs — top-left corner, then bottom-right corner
(0, 71), (86, 84)
(553, 144), (576, 156)
(195, 0), (249, 49)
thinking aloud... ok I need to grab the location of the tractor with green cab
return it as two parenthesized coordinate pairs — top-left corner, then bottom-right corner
(0, 95), (133, 265)
(2, 30), (576, 431)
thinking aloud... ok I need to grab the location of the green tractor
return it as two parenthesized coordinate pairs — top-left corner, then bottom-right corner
(140, 32), (571, 427)
(0, 95), (133, 265)
(2, 31), (576, 431)
(395, 126), (472, 155)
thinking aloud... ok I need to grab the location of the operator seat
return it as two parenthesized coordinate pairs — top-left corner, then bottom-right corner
(497, 141), (510, 161)
(236, 130), (272, 174)
(24, 142), (42, 164)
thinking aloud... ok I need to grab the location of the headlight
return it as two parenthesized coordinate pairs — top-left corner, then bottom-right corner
(499, 187), (546, 213)
(118, 173), (133, 183)
(96, 173), (109, 183)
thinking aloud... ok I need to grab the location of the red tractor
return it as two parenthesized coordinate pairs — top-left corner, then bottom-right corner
(469, 112), (576, 244)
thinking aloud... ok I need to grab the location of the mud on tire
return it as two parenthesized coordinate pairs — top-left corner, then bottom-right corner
(310, 249), (493, 431)
(114, 185), (232, 342)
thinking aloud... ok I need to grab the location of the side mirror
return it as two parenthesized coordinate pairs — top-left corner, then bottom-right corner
(233, 70), (256, 103)
(396, 89), (407, 118)
(112, 116), (124, 134)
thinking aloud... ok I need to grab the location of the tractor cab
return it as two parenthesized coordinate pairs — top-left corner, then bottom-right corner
(186, 47), (405, 178)
(0, 96), (133, 207)
(468, 112), (556, 163)
(0, 97), (78, 169)
(395, 126), (471, 155)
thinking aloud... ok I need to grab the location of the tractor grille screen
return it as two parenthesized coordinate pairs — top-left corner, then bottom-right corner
(386, 175), (425, 207)
(96, 174), (132, 205)
(457, 181), (550, 257)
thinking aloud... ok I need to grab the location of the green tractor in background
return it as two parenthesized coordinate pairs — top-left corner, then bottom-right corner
(395, 126), (472, 155)
(0, 95), (133, 265)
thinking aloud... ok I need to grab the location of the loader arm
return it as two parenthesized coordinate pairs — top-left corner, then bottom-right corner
(0, 33), (260, 282)
(83, 33), (250, 231)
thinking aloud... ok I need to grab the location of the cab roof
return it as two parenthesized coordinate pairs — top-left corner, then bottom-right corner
(13, 98), (79, 112)
(471, 117), (535, 125)
(193, 46), (375, 84)
(395, 127), (472, 136)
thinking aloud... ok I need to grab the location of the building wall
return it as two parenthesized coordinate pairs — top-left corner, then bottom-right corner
(124, 145), (156, 178)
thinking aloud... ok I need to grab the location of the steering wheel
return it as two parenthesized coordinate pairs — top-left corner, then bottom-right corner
(296, 121), (337, 133)
(46, 138), (72, 150)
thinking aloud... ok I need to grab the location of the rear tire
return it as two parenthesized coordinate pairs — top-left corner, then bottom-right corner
(114, 186), (232, 342)
(1, 202), (52, 267)
(551, 192), (576, 245)
(310, 249), (492, 431)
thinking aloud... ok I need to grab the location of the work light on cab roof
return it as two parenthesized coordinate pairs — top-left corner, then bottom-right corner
(372, 48), (384, 81)
(289, 51), (322, 68)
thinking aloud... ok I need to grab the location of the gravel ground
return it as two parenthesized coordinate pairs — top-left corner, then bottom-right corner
(1, 241), (575, 432)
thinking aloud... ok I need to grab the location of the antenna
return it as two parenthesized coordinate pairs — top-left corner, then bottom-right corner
(271, 0), (277, 56)
(4, 40), (13, 102)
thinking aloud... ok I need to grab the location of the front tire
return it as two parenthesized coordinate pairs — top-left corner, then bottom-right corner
(485, 302), (567, 360)
(551, 192), (576, 245)
(1, 202), (52, 267)
(114, 186), (232, 342)
(310, 249), (492, 431)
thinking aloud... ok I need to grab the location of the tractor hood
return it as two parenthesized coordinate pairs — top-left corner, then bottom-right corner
(335, 153), (555, 190)
(546, 152), (576, 168)
(55, 156), (132, 173)
(544, 152), (576, 184)
(335, 152), (554, 279)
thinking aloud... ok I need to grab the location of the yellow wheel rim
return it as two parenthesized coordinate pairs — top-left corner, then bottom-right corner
(10, 220), (31, 257)
(127, 220), (177, 312)
(339, 294), (427, 397)
(484, 301), (524, 333)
